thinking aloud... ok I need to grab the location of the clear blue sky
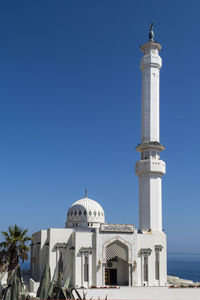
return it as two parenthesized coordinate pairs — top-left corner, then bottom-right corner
(0, 0), (199, 254)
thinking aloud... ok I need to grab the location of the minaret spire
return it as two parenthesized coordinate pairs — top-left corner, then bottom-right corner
(135, 26), (166, 232)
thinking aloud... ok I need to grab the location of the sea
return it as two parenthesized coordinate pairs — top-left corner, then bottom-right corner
(20, 253), (200, 283)
(167, 253), (200, 283)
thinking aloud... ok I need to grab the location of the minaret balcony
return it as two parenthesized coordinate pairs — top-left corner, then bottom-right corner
(135, 159), (166, 176)
(136, 141), (165, 153)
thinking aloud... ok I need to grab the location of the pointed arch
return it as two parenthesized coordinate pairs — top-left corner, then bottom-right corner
(102, 236), (132, 263)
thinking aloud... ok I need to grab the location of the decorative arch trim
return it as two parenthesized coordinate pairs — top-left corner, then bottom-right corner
(102, 236), (132, 263)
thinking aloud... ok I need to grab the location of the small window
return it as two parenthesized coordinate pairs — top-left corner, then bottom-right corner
(84, 256), (89, 282)
(155, 250), (160, 280)
(89, 211), (92, 216)
(79, 210), (82, 216)
(84, 210), (87, 216)
(144, 255), (148, 282)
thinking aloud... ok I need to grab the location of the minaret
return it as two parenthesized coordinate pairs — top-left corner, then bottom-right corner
(135, 24), (166, 232)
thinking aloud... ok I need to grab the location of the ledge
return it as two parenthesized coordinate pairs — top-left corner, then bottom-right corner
(136, 141), (165, 152)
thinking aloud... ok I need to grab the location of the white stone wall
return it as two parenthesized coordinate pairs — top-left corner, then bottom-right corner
(47, 228), (74, 281)
(136, 40), (166, 234)
(31, 227), (166, 288)
(140, 45), (162, 143)
(74, 230), (94, 287)
(139, 174), (163, 231)
(31, 230), (47, 281)
(137, 231), (167, 286)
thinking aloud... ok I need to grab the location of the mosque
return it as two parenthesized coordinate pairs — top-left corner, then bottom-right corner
(30, 25), (167, 288)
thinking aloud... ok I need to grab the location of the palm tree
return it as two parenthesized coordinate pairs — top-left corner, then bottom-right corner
(0, 224), (32, 283)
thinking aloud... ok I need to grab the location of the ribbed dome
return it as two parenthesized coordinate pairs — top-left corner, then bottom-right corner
(66, 197), (105, 226)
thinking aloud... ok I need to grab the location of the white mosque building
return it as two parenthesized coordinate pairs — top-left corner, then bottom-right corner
(30, 25), (167, 288)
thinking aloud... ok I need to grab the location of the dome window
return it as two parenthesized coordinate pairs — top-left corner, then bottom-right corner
(84, 210), (87, 216)
(94, 211), (96, 216)
(79, 210), (82, 216)
(98, 212), (100, 216)
(71, 211), (73, 216)
(74, 211), (77, 216)
(89, 211), (92, 216)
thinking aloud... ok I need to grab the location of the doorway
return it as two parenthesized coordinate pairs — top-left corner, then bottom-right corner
(105, 239), (130, 286)
(105, 268), (117, 286)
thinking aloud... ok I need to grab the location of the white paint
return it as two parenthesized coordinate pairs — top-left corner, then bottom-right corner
(31, 226), (166, 288)
(140, 43), (162, 143)
(135, 40), (166, 232)
(66, 197), (105, 228)
(29, 278), (40, 293)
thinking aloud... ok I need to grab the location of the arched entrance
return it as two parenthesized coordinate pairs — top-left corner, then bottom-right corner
(105, 240), (129, 286)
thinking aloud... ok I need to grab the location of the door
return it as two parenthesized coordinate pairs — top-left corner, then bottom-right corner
(105, 269), (117, 285)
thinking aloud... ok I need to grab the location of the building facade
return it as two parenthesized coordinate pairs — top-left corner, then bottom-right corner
(31, 25), (167, 288)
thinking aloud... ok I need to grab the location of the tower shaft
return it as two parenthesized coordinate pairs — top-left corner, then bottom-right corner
(135, 32), (166, 232)
(141, 46), (161, 143)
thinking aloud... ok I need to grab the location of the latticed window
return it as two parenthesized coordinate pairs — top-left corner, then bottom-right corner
(106, 240), (128, 261)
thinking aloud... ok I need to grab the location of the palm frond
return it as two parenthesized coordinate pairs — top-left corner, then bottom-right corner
(1, 231), (10, 238)
(21, 229), (28, 237)
(8, 226), (14, 236)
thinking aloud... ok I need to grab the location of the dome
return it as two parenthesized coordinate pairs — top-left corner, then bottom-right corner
(66, 197), (105, 227)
